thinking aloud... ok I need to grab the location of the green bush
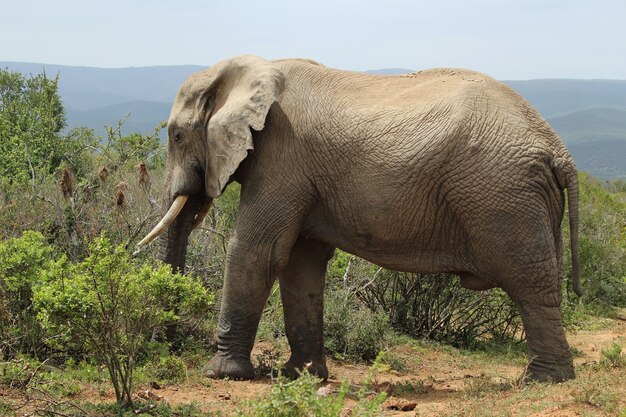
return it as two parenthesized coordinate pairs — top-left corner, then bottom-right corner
(236, 372), (346, 417)
(332, 255), (523, 349)
(33, 235), (213, 407)
(0, 354), (43, 388)
(235, 369), (386, 417)
(0, 231), (56, 358)
(152, 355), (187, 383)
(599, 342), (625, 368)
(324, 285), (390, 361)
(0, 399), (14, 417)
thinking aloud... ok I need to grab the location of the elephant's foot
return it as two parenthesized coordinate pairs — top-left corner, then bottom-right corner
(203, 353), (255, 380)
(519, 357), (575, 384)
(282, 357), (328, 381)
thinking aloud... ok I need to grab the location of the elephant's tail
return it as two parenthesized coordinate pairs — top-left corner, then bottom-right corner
(555, 157), (582, 297)
(567, 169), (582, 297)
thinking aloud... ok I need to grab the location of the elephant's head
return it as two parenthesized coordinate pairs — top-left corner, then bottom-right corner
(137, 56), (286, 271)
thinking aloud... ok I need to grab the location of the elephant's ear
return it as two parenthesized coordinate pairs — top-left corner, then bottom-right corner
(198, 56), (286, 197)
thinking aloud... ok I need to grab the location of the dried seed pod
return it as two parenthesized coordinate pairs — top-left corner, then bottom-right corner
(115, 181), (129, 208)
(138, 161), (150, 188)
(98, 166), (109, 182)
(60, 168), (75, 199)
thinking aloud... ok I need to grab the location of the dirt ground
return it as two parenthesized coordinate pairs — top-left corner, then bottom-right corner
(2, 316), (625, 416)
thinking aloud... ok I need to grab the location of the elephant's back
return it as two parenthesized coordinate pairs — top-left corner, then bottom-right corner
(275, 58), (572, 189)
(276, 60), (500, 105)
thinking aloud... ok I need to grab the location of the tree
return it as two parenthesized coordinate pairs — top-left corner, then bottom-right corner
(0, 69), (66, 189)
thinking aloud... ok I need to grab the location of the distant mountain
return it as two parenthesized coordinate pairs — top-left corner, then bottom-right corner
(0, 62), (203, 110)
(548, 108), (626, 144)
(66, 101), (173, 137)
(504, 79), (626, 118)
(567, 140), (626, 180)
(1, 61), (203, 139)
(502, 81), (626, 178)
(2, 61), (625, 179)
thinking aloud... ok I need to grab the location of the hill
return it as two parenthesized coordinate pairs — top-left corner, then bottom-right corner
(547, 107), (626, 143)
(66, 101), (173, 137)
(546, 108), (626, 178)
(504, 79), (626, 118)
(502, 81), (626, 179)
(0, 61), (203, 110)
(1, 61), (625, 179)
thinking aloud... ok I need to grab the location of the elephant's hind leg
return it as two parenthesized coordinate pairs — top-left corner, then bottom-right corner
(515, 299), (575, 383)
(503, 260), (575, 383)
(279, 236), (335, 380)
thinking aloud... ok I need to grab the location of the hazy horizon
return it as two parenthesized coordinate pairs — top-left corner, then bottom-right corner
(1, 0), (625, 80)
(2, 60), (626, 82)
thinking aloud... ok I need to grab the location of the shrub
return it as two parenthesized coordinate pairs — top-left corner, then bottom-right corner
(0, 355), (43, 389)
(334, 255), (523, 348)
(236, 372), (345, 417)
(0, 399), (14, 417)
(33, 235), (212, 407)
(324, 285), (390, 361)
(599, 342), (625, 368)
(235, 369), (386, 417)
(393, 379), (431, 395)
(152, 355), (187, 384)
(0, 231), (56, 358)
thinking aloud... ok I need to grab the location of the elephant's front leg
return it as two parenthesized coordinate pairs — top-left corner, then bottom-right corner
(279, 237), (335, 380)
(203, 239), (276, 380)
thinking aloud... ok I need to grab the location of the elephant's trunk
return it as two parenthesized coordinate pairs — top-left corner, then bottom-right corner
(138, 194), (212, 274)
(154, 195), (211, 346)
(162, 195), (212, 273)
(158, 209), (194, 273)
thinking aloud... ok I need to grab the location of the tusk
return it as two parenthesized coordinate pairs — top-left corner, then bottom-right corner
(136, 195), (189, 248)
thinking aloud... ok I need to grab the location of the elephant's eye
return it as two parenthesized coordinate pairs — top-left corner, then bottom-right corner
(173, 131), (183, 143)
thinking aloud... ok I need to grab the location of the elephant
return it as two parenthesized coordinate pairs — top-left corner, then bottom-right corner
(137, 55), (581, 383)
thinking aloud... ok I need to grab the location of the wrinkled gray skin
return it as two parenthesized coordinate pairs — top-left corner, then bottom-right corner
(157, 55), (580, 383)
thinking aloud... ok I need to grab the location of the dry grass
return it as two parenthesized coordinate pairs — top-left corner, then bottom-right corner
(0, 316), (624, 416)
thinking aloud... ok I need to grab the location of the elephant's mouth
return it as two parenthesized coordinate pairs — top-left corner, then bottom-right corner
(136, 192), (212, 249)
(137, 162), (210, 250)
(137, 195), (189, 248)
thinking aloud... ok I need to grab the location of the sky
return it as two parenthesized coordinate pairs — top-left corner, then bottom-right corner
(1, 0), (625, 80)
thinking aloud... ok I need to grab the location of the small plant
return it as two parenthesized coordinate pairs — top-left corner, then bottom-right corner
(573, 379), (620, 413)
(463, 374), (512, 399)
(0, 399), (15, 417)
(352, 352), (390, 416)
(153, 355), (187, 384)
(0, 355), (44, 389)
(599, 341), (625, 368)
(392, 379), (431, 395)
(382, 351), (412, 374)
(236, 361), (387, 417)
(236, 371), (348, 417)
(255, 346), (283, 378)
